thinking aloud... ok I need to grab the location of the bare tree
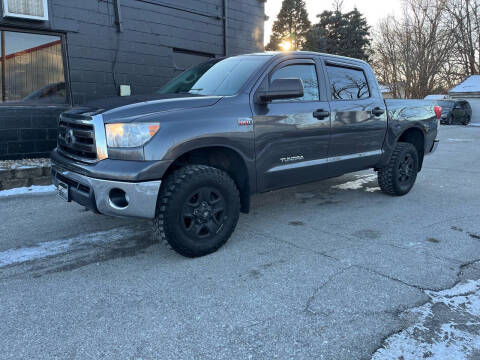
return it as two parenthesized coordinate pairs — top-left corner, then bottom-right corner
(372, 0), (456, 98)
(445, 0), (480, 76)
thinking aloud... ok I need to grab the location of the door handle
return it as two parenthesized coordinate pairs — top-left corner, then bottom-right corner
(372, 107), (385, 117)
(313, 109), (330, 120)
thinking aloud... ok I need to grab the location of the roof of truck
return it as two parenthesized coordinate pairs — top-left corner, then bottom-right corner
(241, 51), (368, 65)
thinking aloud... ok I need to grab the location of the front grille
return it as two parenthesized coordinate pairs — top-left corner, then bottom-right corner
(58, 114), (98, 162)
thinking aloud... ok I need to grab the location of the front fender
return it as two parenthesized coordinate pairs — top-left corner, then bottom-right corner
(142, 96), (257, 192)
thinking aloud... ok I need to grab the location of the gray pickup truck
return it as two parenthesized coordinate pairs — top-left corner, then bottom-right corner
(51, 52), (440, 257)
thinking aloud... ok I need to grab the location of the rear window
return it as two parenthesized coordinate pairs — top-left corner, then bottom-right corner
(326, 65), (370, 100)
(437, 100), (454, 108)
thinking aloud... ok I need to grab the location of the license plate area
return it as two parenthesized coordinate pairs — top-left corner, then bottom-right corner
(57, 181), (70, 202)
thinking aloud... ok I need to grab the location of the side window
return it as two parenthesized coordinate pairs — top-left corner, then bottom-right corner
(326, 65), (370, 100)
(271, 64), (320, 102)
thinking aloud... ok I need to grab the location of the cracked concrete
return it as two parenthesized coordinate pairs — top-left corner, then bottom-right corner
(373, 263), (480, 360)
(0, 125), (479, 359)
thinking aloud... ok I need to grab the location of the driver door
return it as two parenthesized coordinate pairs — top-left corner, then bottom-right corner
(252, 58), (331, 192)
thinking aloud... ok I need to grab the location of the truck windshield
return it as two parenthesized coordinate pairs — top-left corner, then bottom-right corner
(157, 56), (267, 96)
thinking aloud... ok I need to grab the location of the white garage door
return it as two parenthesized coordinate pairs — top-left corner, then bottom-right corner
(466, 98), (480, 123)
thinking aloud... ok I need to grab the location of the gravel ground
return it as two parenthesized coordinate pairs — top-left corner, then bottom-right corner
(0, 158), (50, 169)
(0, 125), (479, 360)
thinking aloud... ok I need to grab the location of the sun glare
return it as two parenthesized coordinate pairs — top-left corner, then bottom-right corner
(280, 40), (292, 51)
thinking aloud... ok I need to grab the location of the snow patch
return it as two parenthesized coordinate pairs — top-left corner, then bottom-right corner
(0, 185), (56, 198)
(333, 174), (378, 190)
(0, 227), (142, 267)
(447, 138), (474, 142)
(372, 279), (480, 360)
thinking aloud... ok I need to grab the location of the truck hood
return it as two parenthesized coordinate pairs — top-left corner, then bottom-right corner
(64, 94), (222, 123)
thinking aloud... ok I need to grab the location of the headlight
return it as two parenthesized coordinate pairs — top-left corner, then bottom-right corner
(105, 123), (160, 148)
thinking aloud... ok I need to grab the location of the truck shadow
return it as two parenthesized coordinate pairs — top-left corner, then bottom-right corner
(250, 170), (381, 211)
(2, 171), (382, 278)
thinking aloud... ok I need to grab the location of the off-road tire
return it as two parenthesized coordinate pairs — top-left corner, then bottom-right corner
(153, 165), (240, 258)
(378, 142), (419, 196)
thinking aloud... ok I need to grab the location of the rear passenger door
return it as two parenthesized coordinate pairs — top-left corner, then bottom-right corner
(322, 60), (387, 175)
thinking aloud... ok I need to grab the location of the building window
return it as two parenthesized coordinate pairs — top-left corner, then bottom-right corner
(0, 30), (67, 105)
(172, 48), (215, 71)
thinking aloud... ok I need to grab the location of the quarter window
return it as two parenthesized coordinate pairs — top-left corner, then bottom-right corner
(0, 30), (67, 105)
(271, 64), (320, 102)
(326, 65), (370, 100)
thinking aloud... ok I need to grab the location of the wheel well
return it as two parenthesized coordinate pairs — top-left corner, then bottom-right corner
(398, 128), (425, 171)
(165, 147), (250, 213)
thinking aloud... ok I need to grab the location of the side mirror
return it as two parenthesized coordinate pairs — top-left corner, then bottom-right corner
(257, 78), (304, 103)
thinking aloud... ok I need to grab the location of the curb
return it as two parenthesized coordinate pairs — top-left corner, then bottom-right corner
(0, 166), (52, 191)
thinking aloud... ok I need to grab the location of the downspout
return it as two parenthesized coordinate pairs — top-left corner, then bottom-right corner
(114, 0), (124, 33)
(1, 31), (6, 102)
(112, 0), (123, 90)
(223, 0), (228, 56)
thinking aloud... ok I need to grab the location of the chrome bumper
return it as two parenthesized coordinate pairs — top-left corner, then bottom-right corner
(52, 165), (161, 219)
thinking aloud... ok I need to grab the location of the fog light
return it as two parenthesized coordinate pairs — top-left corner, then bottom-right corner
(109, 188), (129, 209)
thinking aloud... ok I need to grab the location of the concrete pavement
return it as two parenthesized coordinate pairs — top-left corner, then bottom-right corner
(0, 125), (479, 359)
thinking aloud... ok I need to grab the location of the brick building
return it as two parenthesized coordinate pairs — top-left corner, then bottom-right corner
(0, 0), (265, 159)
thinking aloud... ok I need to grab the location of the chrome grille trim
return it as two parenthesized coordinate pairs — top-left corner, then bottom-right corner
(57, 113), (108, 163)
(92, 114), (108, 161)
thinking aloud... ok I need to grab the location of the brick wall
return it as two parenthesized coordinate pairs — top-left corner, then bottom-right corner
(0, 107), (69, 159)
(0, 0), (265, 159)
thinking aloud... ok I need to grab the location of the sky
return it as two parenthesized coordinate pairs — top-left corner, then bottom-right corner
(264, 0), (403, 44)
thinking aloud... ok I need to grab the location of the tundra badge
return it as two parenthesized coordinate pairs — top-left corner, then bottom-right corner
(280, 156), (304, 163)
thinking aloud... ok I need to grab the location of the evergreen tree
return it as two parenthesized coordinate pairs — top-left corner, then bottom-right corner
(344, 8), (371, 60)
(304, 7), (371, 61)
(266, 0), (311, 51)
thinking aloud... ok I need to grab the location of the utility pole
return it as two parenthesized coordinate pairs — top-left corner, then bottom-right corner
(223, 0), (228, 56)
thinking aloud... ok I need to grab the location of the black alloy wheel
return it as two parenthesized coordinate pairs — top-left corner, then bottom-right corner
(180, 186), (227, 241)
(397, 152), (415, 187)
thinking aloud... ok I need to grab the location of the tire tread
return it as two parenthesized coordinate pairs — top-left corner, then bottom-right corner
(153, 165), (240, 257)
(378, 142), (417, 196)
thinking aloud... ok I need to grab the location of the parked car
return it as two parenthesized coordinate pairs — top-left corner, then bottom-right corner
(436, 99), (472, 125)
(51, 52), (440, 258)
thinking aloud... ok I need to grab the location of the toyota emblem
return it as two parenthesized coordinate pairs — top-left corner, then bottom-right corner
(65, 129), (75, 145)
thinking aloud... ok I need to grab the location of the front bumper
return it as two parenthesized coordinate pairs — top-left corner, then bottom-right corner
(51, 164), (161, 219)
